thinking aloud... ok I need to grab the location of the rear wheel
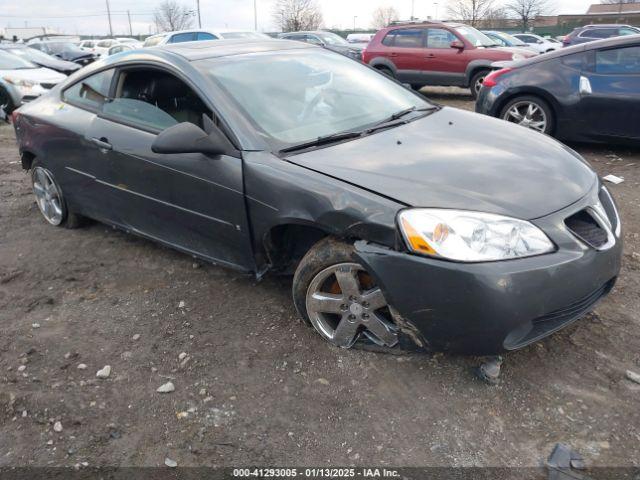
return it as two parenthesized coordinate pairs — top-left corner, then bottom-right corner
(470, 69), (490, 100)
(499, 95), (554, 135)
(293, 238), (399, 349)
(31, 160), (83, 228)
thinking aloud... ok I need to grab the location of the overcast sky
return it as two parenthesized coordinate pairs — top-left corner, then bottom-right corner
(2, 0), (597, 36)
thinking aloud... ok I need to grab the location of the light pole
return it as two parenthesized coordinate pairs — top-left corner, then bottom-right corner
(353, 15), (357, 32)
(411, 0), (415, 20)
(434, 2), (439, 19)
(196, 0), (202, 28)
(254, 0), (258, 31)
(105, 0), (113, 36)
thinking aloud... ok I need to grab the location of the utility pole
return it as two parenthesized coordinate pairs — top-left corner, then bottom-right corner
(196, 0), (202, 28)
(127, 10), (133, 36)
(411, 0), (415, 20)
(434, 2), (439, 19)
(353, 16), (357, 31)
(105, 0), (113, 36)
(254, 0), (258, 31)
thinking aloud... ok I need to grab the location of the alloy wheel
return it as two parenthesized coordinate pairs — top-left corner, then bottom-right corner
(474, 75), (486, 96)
(305, 262), (398, 348)
(32, 167), (64, 225)
(503, 101), (548, 133)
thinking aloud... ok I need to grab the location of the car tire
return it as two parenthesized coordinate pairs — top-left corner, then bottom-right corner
(375, 66), (394, 78)
(0, 87), (14, 118)
(31, 160), (84, 229)
(499, 95), (555, 135)
(292, 237), (399, 349)
(470, 69), (490, 100)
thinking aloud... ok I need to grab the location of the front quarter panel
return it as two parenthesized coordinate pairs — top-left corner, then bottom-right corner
(242, 151), (404, 270)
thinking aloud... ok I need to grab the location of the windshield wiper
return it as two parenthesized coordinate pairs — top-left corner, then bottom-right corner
(280, 130), (363, 154)
(366, 106), (438, 132)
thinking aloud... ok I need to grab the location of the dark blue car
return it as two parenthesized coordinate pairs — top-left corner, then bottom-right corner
(476, 34), (640, 145)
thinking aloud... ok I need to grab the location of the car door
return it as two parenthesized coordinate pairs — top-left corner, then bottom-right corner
(423, 27), (466, 86)
(54, 68), (118, 221)
(382, 28), (426, 84)
(578, 44), (640, 141)
(84, 65), (255, 271)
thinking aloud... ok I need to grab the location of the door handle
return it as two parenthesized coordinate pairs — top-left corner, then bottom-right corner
(91, 137), (112, 151)
(426, 54), (436, 58)
(389, 52), (398, 57)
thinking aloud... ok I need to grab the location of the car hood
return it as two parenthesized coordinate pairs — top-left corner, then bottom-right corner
(495, 46), (537, 57)
(285, 108), (596, 220)
(32, 56), (80, 73)
(0, 67), (66, 84)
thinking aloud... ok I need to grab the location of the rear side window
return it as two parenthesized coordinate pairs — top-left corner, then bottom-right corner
(426, 28), (457, 48)
(581, 28), (617, 39)
(596, 46), (640, 74)
(383, 29), (423, 48)
(169, 32), (196, 43)
(144, 35), (165, 47)
(196, 32), (217, 41)
(63, 69), (114, 111)
(619, 27), (639, 36)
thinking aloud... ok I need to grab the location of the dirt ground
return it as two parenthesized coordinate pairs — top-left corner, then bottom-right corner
(1, 89), (639, 471)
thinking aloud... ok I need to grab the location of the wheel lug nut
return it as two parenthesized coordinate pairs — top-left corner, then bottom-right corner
(340, 304), (348, 311)
(362, 301), (369, 308)
(348, 314), (356, 320)
(362, 313), (369, 319)
(349, 295), (356, 302)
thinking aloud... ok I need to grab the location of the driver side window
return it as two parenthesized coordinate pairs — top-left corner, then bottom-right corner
(102, 68), (213, 132)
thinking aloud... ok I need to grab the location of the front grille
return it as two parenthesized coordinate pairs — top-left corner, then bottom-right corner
(599, 187), (620, 235)
(565, 210), (608, 248)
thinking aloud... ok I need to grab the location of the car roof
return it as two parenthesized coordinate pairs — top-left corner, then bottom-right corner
(516, 33), (640, 66)
(153, 38), (313, 61)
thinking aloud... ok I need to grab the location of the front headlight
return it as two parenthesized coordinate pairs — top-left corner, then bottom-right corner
(2, 76), (36, 88)
(398, 209), (554, 262)
(511, 53), (525, 61)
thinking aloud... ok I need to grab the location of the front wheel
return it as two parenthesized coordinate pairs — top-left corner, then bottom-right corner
(0, 87), (14, 119)
(31, 161), (83, 228)
(499, 95), (554, 135)
(292, 238), (399, 349)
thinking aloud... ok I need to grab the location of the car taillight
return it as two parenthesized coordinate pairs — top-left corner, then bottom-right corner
(561, 36), (570, 44)
(482, 68), (513, 88)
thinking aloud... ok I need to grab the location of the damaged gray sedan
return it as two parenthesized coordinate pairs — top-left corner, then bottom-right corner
(12, 39), (622, 356)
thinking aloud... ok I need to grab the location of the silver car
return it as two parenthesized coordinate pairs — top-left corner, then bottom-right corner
(0, 50), (66, 116)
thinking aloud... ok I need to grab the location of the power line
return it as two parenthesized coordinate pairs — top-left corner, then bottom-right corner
(0, 11), (154, 19)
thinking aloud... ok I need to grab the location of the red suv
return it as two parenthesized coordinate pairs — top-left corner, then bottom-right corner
(363, 22), (537, 98)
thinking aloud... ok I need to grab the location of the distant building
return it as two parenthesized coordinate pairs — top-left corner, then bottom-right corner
(586, 3), (640, 15)
(0, 27), (58, 42)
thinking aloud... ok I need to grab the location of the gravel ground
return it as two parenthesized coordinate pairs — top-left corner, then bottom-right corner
(1, 90), (639, 470)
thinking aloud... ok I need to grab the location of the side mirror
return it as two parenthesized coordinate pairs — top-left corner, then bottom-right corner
(450, 40), (464, 50)
(537, 40), (544, 44)
(152, 116), (234, 157)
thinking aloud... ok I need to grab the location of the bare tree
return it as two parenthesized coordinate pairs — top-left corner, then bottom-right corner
(600, 0), (636, 3)
(504, 0), (553, 32)
(446, 0), (497, 26)
(153, 0), (194, 33)
(371, 6), (400, 29)
(273, 0), (323, 32)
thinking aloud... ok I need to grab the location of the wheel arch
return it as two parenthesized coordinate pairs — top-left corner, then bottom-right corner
(368, 57), (397, 75)
(493, 87), (561, 134)
(20, 150), (37, 171)
(263, 222), (335, 274)
(465, 60), (493, 87)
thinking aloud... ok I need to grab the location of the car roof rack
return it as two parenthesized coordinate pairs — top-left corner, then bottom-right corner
(388, 19), (444, 26)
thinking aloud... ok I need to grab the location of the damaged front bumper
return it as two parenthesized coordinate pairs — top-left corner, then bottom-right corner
(354, 198), (622, 356)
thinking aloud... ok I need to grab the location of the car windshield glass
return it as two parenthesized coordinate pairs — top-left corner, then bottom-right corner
(454, 25), (496, 47)
(198, 49), (431, 147)
(46, 42), (83, 54)
(497, 32), (526, 46)
(316, 32), (349, 46)
(144, 35), (165, 47)
(0, 50), (37, 69)
(9, 47), (57, 63)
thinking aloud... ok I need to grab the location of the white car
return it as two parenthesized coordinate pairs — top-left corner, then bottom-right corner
(0, 50), (66, 115)
(143, 29), (270, 47)
(512, 33), (561, 54)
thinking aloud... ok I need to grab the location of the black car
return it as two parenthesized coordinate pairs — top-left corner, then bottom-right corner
(278, 31), (362, 60)
(476, 34), (640, 145)
(0, 44), (81, 75)
(562, 24), (639, 47)
(12, 39), (621, 357)
(27, 41), (95, 66)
